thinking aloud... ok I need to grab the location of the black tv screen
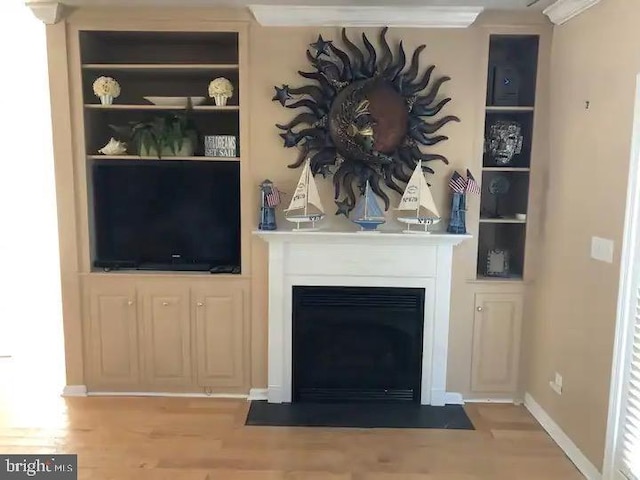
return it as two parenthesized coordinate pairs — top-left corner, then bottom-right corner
(92, 159), (240, 272)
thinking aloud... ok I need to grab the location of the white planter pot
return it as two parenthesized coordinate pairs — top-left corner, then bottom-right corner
(213, 95), (228, 106)
(99, 95), (113, 105)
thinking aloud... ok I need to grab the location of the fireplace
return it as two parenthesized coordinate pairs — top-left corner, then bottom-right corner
(254, 229), (470, 405)
(293, 286), (425, 403)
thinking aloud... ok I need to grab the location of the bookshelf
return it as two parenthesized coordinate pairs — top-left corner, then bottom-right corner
(477, 35), (540, 281)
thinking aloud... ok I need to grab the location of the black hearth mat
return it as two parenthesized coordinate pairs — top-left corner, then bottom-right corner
(245, 401), (474, 430)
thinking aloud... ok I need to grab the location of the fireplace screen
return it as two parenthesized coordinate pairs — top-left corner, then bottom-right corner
(292, 286), (425, 403)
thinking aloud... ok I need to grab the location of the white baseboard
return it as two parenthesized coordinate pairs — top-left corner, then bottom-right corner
(62, 385), (87, 397)
(464, 397), (517, 404)
(444, 392), (464, 405)
(87, 391), (248, 399)
(524, 393), (601, 480)
(248, 388), (268, 401)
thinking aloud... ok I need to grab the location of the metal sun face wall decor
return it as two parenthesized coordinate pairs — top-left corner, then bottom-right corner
(272, 28), (460, 214)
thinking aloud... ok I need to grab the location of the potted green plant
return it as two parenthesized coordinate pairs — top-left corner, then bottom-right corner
(110, 111), (199, 158)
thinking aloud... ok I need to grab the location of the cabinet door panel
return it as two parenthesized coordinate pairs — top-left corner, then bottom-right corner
(194, 288), (244, 388)
(140, 285), (191, 386)
(471, 293), (523, 393)
(88, 283), (139, 386)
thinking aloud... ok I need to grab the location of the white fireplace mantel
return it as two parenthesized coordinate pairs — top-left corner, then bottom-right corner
(254, 228), (470, 406)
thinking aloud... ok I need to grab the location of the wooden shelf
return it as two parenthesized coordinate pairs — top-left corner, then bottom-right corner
(82, 63), (239, 71)
(85, 104), (239, 111)
(88, 155), (240, 162)
(482, 167), (531, 172)
(479, 217), (527, 224)
(473, 275), (524, 283)
(485, 106), (535, 112)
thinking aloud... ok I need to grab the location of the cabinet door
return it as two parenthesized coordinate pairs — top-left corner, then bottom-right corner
(140, 284), (192, 387)
(471, 293), (523, 393)
(193, 286), (245, 388)
(87, 281), (139, 387)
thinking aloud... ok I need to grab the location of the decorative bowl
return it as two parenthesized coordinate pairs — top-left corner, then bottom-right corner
(143, 96), (206, 107)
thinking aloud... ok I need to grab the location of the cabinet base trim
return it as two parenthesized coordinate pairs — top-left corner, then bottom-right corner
(249, 388), (268, 401)
(444, 392), (464, 405)
(62, 385), (88, 397)
(87, 390), (249, 399)
(524, 393), (600, 479)
(464, 397), (518, 404)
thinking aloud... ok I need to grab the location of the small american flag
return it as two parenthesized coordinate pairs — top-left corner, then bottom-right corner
(265, 186), (281, 207)
(449, 171), (467, 193)
(465, 169), (480, 195)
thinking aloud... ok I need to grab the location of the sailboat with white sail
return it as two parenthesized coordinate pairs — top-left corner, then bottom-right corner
(396, 160), (441, 234)
(351, 180), (385, 232)
(284, 159), (325, 230)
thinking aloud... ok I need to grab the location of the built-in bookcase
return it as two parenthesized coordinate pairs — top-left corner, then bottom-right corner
(79, 30), (242, 269)
(80, 31), (240, 160)
(477, 35), (539, 280)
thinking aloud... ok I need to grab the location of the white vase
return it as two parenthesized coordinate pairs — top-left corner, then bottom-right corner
(100, 95), (113, 105)
(213, 95), (228, 106)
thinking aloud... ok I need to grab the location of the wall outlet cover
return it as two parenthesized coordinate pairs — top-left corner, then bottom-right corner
(590, 236), (614, 263)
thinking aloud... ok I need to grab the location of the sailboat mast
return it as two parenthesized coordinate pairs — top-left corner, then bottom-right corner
(364, 181), (369, 220)
(304, 160), (309, 217)
(416, 161), (422, 217)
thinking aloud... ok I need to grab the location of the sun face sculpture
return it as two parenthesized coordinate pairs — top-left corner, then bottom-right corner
(273, 27), (460, 214)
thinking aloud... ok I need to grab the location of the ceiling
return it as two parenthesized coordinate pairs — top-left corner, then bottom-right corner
(51, 0), (557, 10)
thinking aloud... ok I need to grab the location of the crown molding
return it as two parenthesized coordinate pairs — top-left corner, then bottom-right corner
(543, 0), (601, 25)
(249, 5), (484, 28)
(26, 1), (66, 24)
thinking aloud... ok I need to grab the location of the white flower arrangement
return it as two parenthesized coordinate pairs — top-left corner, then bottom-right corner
(92, 76), (121, 98)
(208, 77), (234, 98)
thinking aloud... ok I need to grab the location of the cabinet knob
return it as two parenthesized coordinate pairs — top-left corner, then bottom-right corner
(477, 306), (483, 312)
(162, 301), (169, 306)
(197, 302), (204, 307)
(127, 300), (134, 306)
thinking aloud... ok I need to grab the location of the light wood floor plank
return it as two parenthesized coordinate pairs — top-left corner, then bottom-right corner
(0, 394), (584, 479)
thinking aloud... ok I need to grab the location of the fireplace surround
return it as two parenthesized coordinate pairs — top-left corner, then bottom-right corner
(255, 229), (470, 405)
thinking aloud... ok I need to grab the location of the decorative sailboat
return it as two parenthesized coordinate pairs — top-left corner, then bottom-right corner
(396, 160), (441, 234)
(284, 159), (325, 230)
(351, 180), (386, 232)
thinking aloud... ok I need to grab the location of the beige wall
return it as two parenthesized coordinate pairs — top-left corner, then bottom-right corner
(525, 0), (640, 469)
(248, 15), (551, 396)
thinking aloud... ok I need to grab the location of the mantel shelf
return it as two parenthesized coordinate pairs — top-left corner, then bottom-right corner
(88, 155), (240, 162)
(82, 63), (239, 72)
(254, 229), (471, 247)
(85, 104), (239, 111)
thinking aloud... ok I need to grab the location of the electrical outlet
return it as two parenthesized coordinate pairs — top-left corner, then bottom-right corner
(555, 372), (563, 388)
(549, 372), (563, 395)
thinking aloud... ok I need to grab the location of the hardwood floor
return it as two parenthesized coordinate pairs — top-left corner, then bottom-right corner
(0, 392), (584, 480)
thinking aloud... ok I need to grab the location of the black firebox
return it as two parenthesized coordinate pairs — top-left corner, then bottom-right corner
(292, 286), (425, 403)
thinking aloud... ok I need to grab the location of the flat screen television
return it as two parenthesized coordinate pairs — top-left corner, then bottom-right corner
(91, 159), (241, 272)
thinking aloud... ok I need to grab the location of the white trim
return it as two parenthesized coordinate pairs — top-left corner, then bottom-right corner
(25, 1), (65, 24)
(525, 393), (601, 480)
(62, 385), (87, 397)
(444, 392), (464, 405)
(87, 391), (249, 399)
(248, 5), (484, 28)
(603, 74), (640, 480)
(248, 388), (268, 401)
(464, 397), (516, 404)
(543, 0), (601, 25)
